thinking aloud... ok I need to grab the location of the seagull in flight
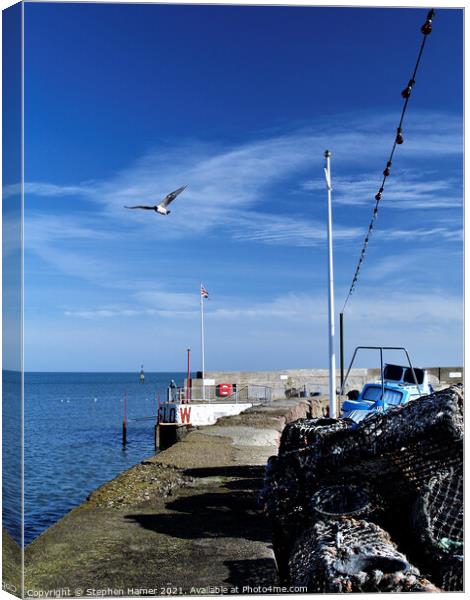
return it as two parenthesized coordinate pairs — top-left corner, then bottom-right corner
(124, 185), (187, 215)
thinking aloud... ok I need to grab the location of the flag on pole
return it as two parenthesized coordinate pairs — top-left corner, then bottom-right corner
(200, 284), (209, 298)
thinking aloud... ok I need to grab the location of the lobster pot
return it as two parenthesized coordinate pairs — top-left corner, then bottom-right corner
(261, 385), (464, 591)
(261, 453), (306, 524)
(412, 468), (463, 591)
(288, 518), (438, 593)
(277, 387), (464, 500)
(279, 417), (349, 455)
(319, 386), (463, 471)
(310, 485), (376, 520)
(439, 556), (464, 592)
(366, 386), (457, 450)
(263, 418), (356, 533)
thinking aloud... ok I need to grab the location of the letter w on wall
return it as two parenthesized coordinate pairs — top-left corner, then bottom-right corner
(179, 406), (192, 424)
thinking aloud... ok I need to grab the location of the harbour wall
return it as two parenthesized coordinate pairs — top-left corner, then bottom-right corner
(190, 366), (463, 399)
(24, 397), (314, 595)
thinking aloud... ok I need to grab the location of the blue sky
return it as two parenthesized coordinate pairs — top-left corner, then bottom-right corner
(15, 3), (463, 371)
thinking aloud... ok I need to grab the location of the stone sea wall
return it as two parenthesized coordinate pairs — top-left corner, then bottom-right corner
(191, 367), (463, 399)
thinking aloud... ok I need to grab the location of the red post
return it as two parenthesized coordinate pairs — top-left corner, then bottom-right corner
(187, 347), (191, 402)
(122, 391), (127, 446)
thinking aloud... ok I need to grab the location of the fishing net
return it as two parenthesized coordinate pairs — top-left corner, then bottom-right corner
(414, 468), (463, 549)
(261, 418), (352, 532)
(412, 467), (463, 591)
(288, 518), (439, 593)
(438, 555), (464, 592)
(279, 417), (350, 454)
(299, 385), (463, 472)
(261, 385), (464, 591)
(261, 453), (305, 522)
(310, 485), (375, 519)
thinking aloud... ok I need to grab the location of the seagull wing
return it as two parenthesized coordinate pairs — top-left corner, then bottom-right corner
(159, 185), (188, 208)
(124, 205), (155, 210)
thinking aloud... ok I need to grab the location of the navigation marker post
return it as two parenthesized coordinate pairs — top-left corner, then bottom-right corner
(323, 150), (337, 418)
(122, 390), (128, 447)
(155, 392), (161, 451)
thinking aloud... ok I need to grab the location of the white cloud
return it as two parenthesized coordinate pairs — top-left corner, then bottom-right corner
(378, 227), (463, 242)
(302, 172), (462, 210)
(19, 107), (463, 373)
(25, 214), (112, 245)
(229, 212), (363, 246)
(16, 101), (463, 370)
(65, 308), (142, 319)
(343, 290), (462, 324)
(4, 181), (95, 199)
(20, 110), (462, 250)
(134, 290), (199, 311)
(63, 286), (462, 328)
(209, 289), (462, 326)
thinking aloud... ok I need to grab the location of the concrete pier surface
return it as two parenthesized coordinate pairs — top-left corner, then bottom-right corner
(24, 398), (313, 596)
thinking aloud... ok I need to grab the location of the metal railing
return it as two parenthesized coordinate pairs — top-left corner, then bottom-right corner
(233, 384), (273, 404)
(168, 384), (272, 404)
(168, 386), (218, 403)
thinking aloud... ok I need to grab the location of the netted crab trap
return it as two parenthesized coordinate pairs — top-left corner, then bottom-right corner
(261, 385), (464, 592)
(412, 467), (464, 590)
(288, 518), (439, 593)
(310, 485), (376, 520)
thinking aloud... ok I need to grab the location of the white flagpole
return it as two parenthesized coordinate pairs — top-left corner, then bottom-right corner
(200, 284), (206, 402)
(324, 150), (337, 418)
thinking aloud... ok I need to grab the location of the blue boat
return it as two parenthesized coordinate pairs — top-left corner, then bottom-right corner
(340, 347), (433, 423)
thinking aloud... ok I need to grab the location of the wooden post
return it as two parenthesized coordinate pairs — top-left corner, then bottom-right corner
(122, 391), (127, 447)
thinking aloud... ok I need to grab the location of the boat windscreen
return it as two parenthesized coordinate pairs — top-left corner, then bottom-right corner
(383, 364), (404, 381)
(404, 367), (425, 385)
(362, 386), (403, 405)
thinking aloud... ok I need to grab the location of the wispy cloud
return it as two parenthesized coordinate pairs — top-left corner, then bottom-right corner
(378, 226), (463, 242)
(18, 109), (463, 330)
(343, 290), (463, 324)
(63, 285), (462, 327)
(302, 171), (462, 210)
(22, 110), (462, 249)
(4, 181), (96, 199)
(210, 289), (462, 325)
(65, 308), (144, 319)
(229, 212), (363, 246)
(25, 214), (112, 245)
(134, 290), (199, 311)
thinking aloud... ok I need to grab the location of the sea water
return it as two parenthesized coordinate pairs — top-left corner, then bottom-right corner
(5, 372), (184, 545)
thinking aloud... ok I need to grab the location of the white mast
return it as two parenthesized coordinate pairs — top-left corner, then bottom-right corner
(323, 150), (337, 418)
(200, 283), (206, 402)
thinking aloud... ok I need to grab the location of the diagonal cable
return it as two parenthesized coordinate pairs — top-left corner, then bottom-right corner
(342, 9), (436, 313)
